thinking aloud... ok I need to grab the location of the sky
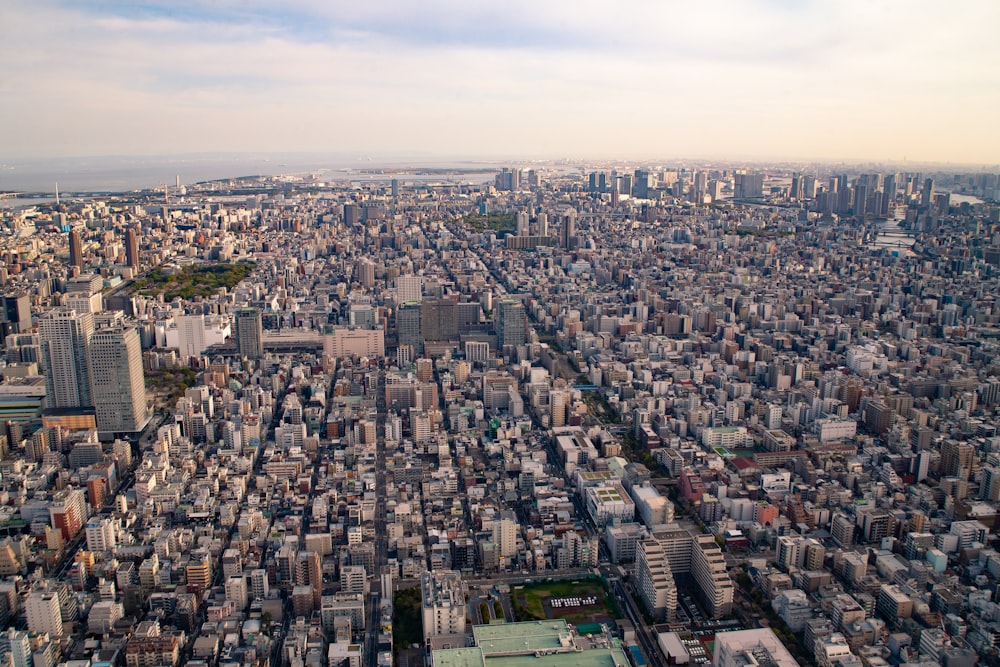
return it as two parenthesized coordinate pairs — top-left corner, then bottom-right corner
(2, 0), (999, 165)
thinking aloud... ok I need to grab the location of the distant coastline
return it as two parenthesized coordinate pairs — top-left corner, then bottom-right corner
(0, 154), (504, 194)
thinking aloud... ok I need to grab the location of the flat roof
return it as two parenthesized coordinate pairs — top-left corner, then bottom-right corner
(473, 620), (571, 654)
(435, 644), (630, 667)
(434, 648), (487, 667)
(488, 647), (629, 667)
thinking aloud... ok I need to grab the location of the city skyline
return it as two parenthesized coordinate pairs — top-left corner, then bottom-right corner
(2, 0), (999, 164)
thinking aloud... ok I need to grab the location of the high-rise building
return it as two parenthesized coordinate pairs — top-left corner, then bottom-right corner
(421, 297), (457, 343)
(50, 488), (88, 541)
(516, 210), (529, 236)
(175, 314), (206, 358)
(536, 211), (548, 236)
(340, 565), (367, 594)
(396, 302), (423, 355)
(125, 227), (140, 269)
(635, 533), (678, 621)
(921, 178), (934, 207)
(249, 568), (270, 601)
(691, 534), (733, 618)
(69, 229), (84, 268)
(550, 389), (570, 427)
(734, 171), (765, 199)
(496, 299), (527, 350)
(0, 628), (32, 667)
(875, 584), (913, 625)
(776, 535), (801, 570)
(633, 169), (650, 198)
(355, 258), (375, 288)
(234, 308), (263, 359)
(38, 308), (94, 409)
(495, 167), (519, 191)
(0, 293), (32, 337)
(420, 570), (466, 641)
(225, 575), (248, 610)
(560, 208), (577, 248)
(89, 326), (150, 435)
(941, 440), (975, 480)
(295, 550), (323, 609)
(343, 203), (360, 225)
(882, 173), (897, 216)
(492, 512), (519, 561)
(26, 590), (63, 637)
(395, 274), (422, 305)
(85, 517), (117, 553)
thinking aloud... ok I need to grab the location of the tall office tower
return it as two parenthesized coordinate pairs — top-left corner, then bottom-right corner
(396, 302), (423, 355)
(342, 203), (359, 225)
(536, 211), (548, 236)
(235, 308), (264, 359)
(838, 186), (854, 214)
(495, 167), (519, 191)
(881, 174), (897, 216)
(69, 229), (84, 268)
(803, 175), (817, 198)
(854, 184), (868, 216)
(560, 208), (577, 248)
(921, 178), (934, 207)
(396, 274), (422, 305)
(693, 171), (708, 201)
(421, 297), (457, 342)
(496, 299), (527, 350)
(633, 169), (650, 198)
(455, 302), (483, 334)
(0, 293), (32, 335)
(734, 171), (764, 199)
(89, 325), (150, 434)
(25, 590), (63, 637)
(125, 227), (140, 268)
(38, 308), (94, 409)
(516, 210), (529, 236)
(619, 172), (633, 196)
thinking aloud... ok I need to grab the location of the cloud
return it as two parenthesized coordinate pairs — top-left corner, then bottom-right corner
(1, 0), (998, 163)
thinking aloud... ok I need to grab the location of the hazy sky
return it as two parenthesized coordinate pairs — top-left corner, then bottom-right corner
(2, 0), (999, 164)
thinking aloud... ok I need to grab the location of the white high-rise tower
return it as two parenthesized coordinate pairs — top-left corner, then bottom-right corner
(38, 308), (94, 409)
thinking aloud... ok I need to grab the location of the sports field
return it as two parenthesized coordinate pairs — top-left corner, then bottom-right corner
(512, 579), (620, 624)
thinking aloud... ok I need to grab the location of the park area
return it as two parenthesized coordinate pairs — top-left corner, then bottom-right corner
(512, 578), (620, 625)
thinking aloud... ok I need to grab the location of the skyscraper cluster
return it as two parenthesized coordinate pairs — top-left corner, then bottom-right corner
(38, 308), (150, 435)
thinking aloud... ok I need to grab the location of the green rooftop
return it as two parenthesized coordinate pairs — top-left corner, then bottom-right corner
(433, 621), (629, 667)
(434, 648), (487, 667)
(473, 620), (571, 655)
